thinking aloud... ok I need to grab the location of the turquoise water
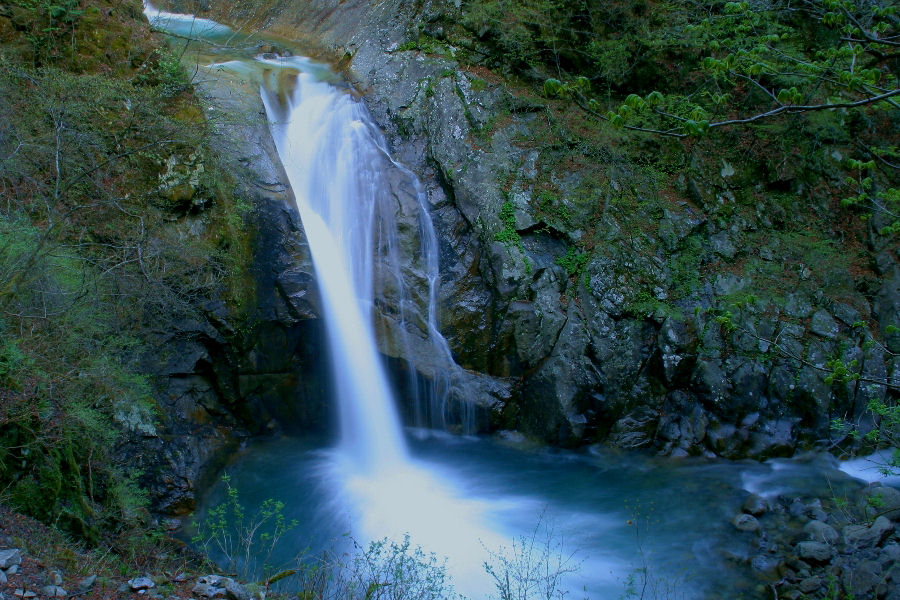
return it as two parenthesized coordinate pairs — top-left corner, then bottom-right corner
(192, 433), (866, 599)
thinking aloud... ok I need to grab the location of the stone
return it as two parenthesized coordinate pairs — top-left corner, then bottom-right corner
(784, 293), (813, 318)
(844, 516), (895, 549)
(881, 542), (900, 565)
(842, 559), (882, 598)
(223, 580), (250, 600)
(750, 554), (783, 580)
(40, 586), (66, 598)
(742, 494), (768, 516)
(0, 570), (6, 584)
(77, 575), (96, 591)
(798, 576), (822, 594)
(13, 591), (36, 599)
(0, 549), (22, 570)
(796, 541), (833, 563)
(732, 513), (760, 533)
(6, 564), (18, 576)
(803, 520), (839, 544)
(810, 309), (839, 339)
(832, 302), (862, 326)
(129, 577), (156, 591)
(191, 583), (225, 598)
(710, 231), (737, 259)
(859, 485), (900, 521)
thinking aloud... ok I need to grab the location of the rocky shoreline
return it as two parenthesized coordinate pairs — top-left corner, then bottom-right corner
(731, 480), (900, 598)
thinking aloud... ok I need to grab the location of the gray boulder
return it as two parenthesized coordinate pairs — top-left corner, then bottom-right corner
(732, 513), (760, 533)
(40, 586), (66, 598)
(803, 520), (839, 545)
(843, 516), (895, 549)
(795, 541), (833, 563)
(0, 549), (21, 570)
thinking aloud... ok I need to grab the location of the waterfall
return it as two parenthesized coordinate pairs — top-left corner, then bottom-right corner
(259, 60), (403, 471)
(259, 57), (463, 469)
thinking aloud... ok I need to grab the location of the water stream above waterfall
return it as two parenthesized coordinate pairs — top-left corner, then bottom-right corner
(144, 6), (893, 599)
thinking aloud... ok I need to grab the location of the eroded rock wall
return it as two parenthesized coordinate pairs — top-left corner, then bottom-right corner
(161, 0), (900, 460)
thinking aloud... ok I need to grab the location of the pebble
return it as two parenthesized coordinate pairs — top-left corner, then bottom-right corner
(5, 565), (18, 576)
(13, 590), (36, 599)
(0, 571), (6, 584)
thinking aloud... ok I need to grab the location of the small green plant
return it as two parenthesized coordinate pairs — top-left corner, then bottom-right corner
(555, 247), (589, 277)
(192, 474), (298, 580)
(494, 200), (521, 245)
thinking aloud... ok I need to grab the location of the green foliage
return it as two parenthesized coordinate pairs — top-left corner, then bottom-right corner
(0, 2), (254, 543)
(192, 474), (298, 580)
(555, 246), (589, 277)
(493, 199), (532, 273)
(0, 217), (155, 541)
(6, 0), (84, 65)
(494, 199), (521, 245)
(346, 536), (456, 600)
(823, 358), (860, 386)
(862, 398), (900, 475)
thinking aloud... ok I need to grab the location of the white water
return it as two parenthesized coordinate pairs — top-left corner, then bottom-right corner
(259, 58), (505, 594)
(260, 58), (410, 472)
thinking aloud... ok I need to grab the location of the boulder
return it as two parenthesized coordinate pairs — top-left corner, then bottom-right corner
(128, 577), (155, 591)
(803, 520), (839, 545)
(798, 576), (822, 594)
(223, 580), (250, 600)
(843, 516), (894, 549)
(810, 309), (839, 339)
(842, 559), (883, 598)
(0, 549), (21, 570)
(732, 513), (760, 533)
(795, 541), (833, 563)
(858, 485), (900, 521)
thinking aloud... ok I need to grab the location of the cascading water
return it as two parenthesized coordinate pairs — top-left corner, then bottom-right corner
(259, 59), (410, 472)
(258, 59), (504, 594)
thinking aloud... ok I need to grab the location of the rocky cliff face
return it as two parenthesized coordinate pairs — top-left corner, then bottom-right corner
(158, 0), (899, 463)
(124, 61), (334, 515)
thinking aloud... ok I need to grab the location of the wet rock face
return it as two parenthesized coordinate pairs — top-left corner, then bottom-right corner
(120, 62), (333, 516)
(162, 0), (899, 459)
